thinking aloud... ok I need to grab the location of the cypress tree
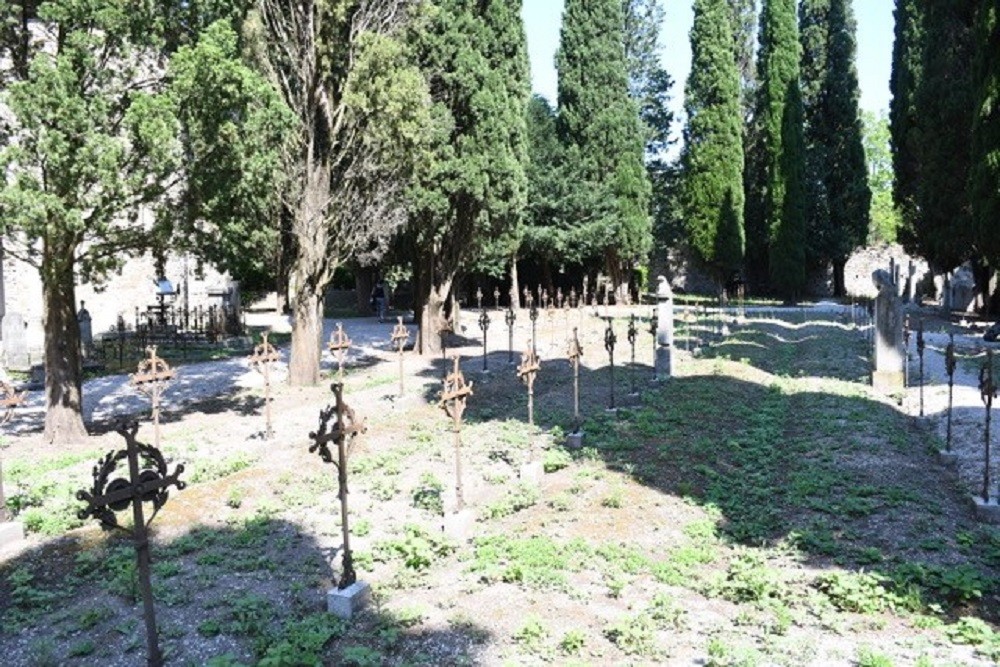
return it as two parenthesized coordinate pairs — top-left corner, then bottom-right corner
(907, 0), (976, 272)
(800, 0), (870, 295)
(970, 1), (1000, 267)
(409, 0), (530, 352)
(680, 0), (745, 280)
(755, 0), (807, 299)
(889, 0), (924, 239)
(557, 0), (652, 289)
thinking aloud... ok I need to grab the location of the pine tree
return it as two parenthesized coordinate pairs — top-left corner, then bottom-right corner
(409, 0), (530, 353)
(970, 1), (1000, 267)
(753, 0), (807, 299)
(680, 0), (745, 280)
(557, 0), (651, 289)
(800, 0), (870, 295)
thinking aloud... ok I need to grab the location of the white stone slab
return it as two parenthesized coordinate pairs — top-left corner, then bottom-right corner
(327, 580), (371, 619)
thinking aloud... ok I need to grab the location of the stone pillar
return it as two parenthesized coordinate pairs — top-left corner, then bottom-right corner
(871, 269), (904, 391)
(77, 301), (92, 358)
(655, 276), (674, 379)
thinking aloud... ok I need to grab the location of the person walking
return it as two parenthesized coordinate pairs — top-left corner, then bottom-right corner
(372, 280), (387, 322)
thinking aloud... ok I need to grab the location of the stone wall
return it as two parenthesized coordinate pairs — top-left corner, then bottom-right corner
(1, 231), (235, 370)
(843, 244), (932, 301)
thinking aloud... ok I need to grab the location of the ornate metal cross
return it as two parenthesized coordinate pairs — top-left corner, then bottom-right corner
(979, 350), (996, 503)
(130, 346), (175, 449)
(604, 319), (617, 411)
(0, 381), (26, 522)
(517, 343), (541, 426)
(903, 315), (911, 388)
(917, 319), (925, 417)
(945, 334), (956, 452)
(505, 307), (517, 364)
(567, 329), (583, 433)
(76, 421), (185, 667)
(478, 309), (491, 373)
(249, 333), (281, 439)
(309, 383), (367, 590)
(391, 317), (410, 396)
(327, 323), (352, 382)
(627, 314), (639, 396)
(439, 357), (473, 511)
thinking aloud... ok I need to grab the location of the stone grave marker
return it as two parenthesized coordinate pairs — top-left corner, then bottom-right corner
(1, 312), (29, 371)
(871, 269), (905, 391)
(655, 276), (674, 378)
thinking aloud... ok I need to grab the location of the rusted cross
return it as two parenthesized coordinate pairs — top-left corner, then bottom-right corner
(476, 286), (483, 310)
(76, 421), (185, 667)
(505, 307), (517, 365)
(391, 317), (409, 396)
(567, 329), (583, 433)
(979, 350), (996, 504)
(517, 343), (541, 426)
(604, 319), (617, 411)
(627, 314), (639, 396)
(309, 383), (367, 590)
(249, 333), (281, 439)
(493, 286), (501, 310)
(439, 357), (473, 511)
(130, 346), (175, 449)
(327, 323), (352, 382)
(917, 319), (926, 417)
(945, 334), (956, 452)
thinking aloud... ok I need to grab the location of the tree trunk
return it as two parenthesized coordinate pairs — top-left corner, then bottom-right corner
(832, 259), (846, 298)
(420, 283), (452, 355)
(287, 155), (332, 386)
(42, 243), (87, 444)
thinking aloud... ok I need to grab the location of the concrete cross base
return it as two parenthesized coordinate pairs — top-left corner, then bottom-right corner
(519, 460), (543, 484)
(443, 509), (476, 542)
(327, 580), (371, 619)
(0, 522), (25, 550)
(937, 451), (959, 468)
(871, 370), (904, 392)
(971, 496), (1000, 525)
(565, 431), (584, 450)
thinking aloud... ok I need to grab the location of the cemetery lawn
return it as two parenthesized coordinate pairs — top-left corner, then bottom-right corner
(1, 311), (999, 666)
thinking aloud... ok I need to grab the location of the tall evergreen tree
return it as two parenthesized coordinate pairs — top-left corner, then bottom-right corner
(889, 0), (924, 240)
(752, 0), (807, 299)
(622, 0), (674, 158)
(970, 0), (1000, 267)
(409, 0), (529, 353)
(729, 0), (758, 123)
(800, 0), (870, 295)
(906, 0), (976, 273)
(680, 0), (745, 280)
(557, 0), (651, 290)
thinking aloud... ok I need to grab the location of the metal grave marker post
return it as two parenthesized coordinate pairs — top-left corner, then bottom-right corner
(517, 343), (541, 426)
(76, 421), (185, 667)
(494, 286), (501, 310)
(917, 319), (926, 416)
(945, 334), (956, 452)
(627, 314), (638, 396)
(568, 329), (583, 433)
(604, 318), (617, 411)
(522, 286), (529, 310)
(130, 346), (176, 449)
(439, 357), (473, 511)
(570, 287), (578, 309)
(903, 315), (911, 388)
(249, 334), (281, 439)
(308, 383), (369, 612)
(478, 309), (491, 373)
(557, 288), (565, 309)
(979, 351), (996, 504)
(476, 286), (483, 311)
(327, 323), (352, 382)
(505, 307), (517, 364)
(649, 309), (659, 380)
(391, 317), (410, 396)
(529, 300), (539, 355)
(0, 381), (26, 522)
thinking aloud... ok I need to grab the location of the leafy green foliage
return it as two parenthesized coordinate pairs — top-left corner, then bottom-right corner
(971, 0), (1000, 267)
